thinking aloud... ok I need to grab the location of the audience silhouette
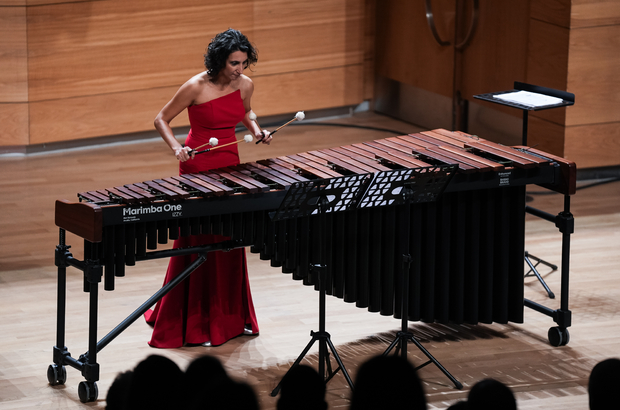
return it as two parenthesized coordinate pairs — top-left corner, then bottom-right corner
(185, 354), (229, 397)
(105, 370), (134, 410)
(446, 400), (468, 410)
(588, 357), (620, 410)
(349, 354), (426, 410)
(188, 376), (260, 410)
(277, 364), (328, 410)
(106, 353), (620, 409)
(467, 378), (516, 410)
(124, 354), (187, 409)
(185, 354), (259, 409)
(106, 354), (261, 409)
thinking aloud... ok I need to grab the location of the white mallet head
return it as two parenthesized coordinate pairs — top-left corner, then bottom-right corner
(244, 134), (253, 143)
(249, 112), (257, 121)
(295, 111), (305, 121)
(209, 137), (218, 146)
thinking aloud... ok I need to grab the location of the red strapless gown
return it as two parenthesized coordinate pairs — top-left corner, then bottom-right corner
(144, 90), (259, 348)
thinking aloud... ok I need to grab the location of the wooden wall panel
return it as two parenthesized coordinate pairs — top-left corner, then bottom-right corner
(526, 0), (620, 167)
(527, 116), (566, 157)
(9, 0), (368, 147)
(28, 64), (364, 144)
(0, 6), (28, 103)
(26, 0), (252, 101)
(461, 0), (530, 119)
(526, 19), (569, 128)
(252, 65), (364, 116)
(363, 0), (376, 100)
(0, 103), (29, 146)
(24, 0), (102, 4)
(0, 1), (60, 4)
(570, 0), (620, 28)
(375, 0), (454, 98)
(251, 0), (364, 75)
(26, 0), (366, 100)
(566, 24), (620, 126)
(530, 0), (571, 27)
(564, 122), (620, 169)
(28, 87), (186, 145)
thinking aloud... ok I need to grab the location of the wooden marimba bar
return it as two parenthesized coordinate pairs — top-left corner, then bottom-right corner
(50, 128), (576, 402)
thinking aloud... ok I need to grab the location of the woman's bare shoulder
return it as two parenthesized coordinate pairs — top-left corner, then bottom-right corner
(185, 72), (210, 88)
(238, 74), (255, 98)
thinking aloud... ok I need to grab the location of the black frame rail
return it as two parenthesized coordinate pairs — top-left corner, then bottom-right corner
(48, 227), (246, 403)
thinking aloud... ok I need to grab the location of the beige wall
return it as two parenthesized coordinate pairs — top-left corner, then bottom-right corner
(0, 0), (372, 147)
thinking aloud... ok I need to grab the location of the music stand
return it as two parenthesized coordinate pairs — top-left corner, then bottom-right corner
(269, 173), (372, 396)
(359, 164), (462, 389)
(474, 82), (575, 298)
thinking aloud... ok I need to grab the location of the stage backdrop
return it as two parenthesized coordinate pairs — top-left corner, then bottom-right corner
(0, 0), (374, 148)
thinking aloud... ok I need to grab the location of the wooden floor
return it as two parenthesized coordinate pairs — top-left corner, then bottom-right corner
(1, 111), (619, 409)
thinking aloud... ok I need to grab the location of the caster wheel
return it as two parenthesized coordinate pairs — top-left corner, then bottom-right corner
(78, 381), (98, 403)
(548, 327), (570, 347)
(47, 364), (67, 386)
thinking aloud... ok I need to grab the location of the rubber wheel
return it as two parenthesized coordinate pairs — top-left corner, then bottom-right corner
(548, 327), (570, 347)
(78, 381), (99, 403)
(47, 364), (67, 386)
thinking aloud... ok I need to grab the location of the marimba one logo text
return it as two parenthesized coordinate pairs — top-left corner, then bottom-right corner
(123, 204), (183, 216)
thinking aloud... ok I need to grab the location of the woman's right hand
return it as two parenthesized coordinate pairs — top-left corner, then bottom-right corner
(174, 145), (195, 162)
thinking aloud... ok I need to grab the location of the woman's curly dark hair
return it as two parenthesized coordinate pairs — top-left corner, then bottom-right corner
(204, 29), (258, 77)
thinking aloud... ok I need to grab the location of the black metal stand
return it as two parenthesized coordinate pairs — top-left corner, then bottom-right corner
(48, 229), (245, 403)
(358, 165), (461, 388)
(524, 251), (557, 298)
(269, 174), (371, 396)
(474, 82), (574, 345)
(474, 82), (574, 298)
(523, 197), (573, 346)
(382, 206), (462, 389)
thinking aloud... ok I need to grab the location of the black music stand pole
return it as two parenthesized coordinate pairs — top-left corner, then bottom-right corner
(383, 204), (462, 389)
(359, 166), (461, 389)
(269, 175), (371, 397)
(473, 82), (575, 299)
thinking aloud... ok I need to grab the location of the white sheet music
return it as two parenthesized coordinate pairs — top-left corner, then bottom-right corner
(493, 90), (564, 108)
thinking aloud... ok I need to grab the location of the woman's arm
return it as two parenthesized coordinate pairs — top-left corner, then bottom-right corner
(154, 78), (200, 161)
(240, 76), (272, 144)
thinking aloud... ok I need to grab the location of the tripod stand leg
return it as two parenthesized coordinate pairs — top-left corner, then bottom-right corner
(270, 334), (319, 397)
(270, 331), (355, 396)
(382, 333), (403, 356)
(325, 337), (355, 389)
(525, 252), (555, 298)
(408, 335), (463, 389)
(526, 252), (558, 271)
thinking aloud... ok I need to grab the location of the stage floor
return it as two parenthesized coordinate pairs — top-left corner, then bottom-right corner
(1, 111), (618, 409)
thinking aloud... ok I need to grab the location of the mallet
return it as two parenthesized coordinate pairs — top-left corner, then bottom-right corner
(253, 111), (305, 144)
(192, 134), (253, 155)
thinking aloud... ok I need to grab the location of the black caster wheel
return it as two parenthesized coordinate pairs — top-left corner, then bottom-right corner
(47, 364), (67, 386)
(78, 381), (98, 403)
(548, 327), (570, 347)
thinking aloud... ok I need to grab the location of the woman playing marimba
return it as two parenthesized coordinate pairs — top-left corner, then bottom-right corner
(144, 28), (272, 348)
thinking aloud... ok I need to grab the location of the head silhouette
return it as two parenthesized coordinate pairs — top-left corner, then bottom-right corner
(467, 378), (516, 410)
(126, 355), (186, 409)
(350, 355), (426, 410)
(277, 364), (327, 410)
(588, 358), (620, 410)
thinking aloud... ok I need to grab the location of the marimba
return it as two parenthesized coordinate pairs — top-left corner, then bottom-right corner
(49, 129), (575, 402)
